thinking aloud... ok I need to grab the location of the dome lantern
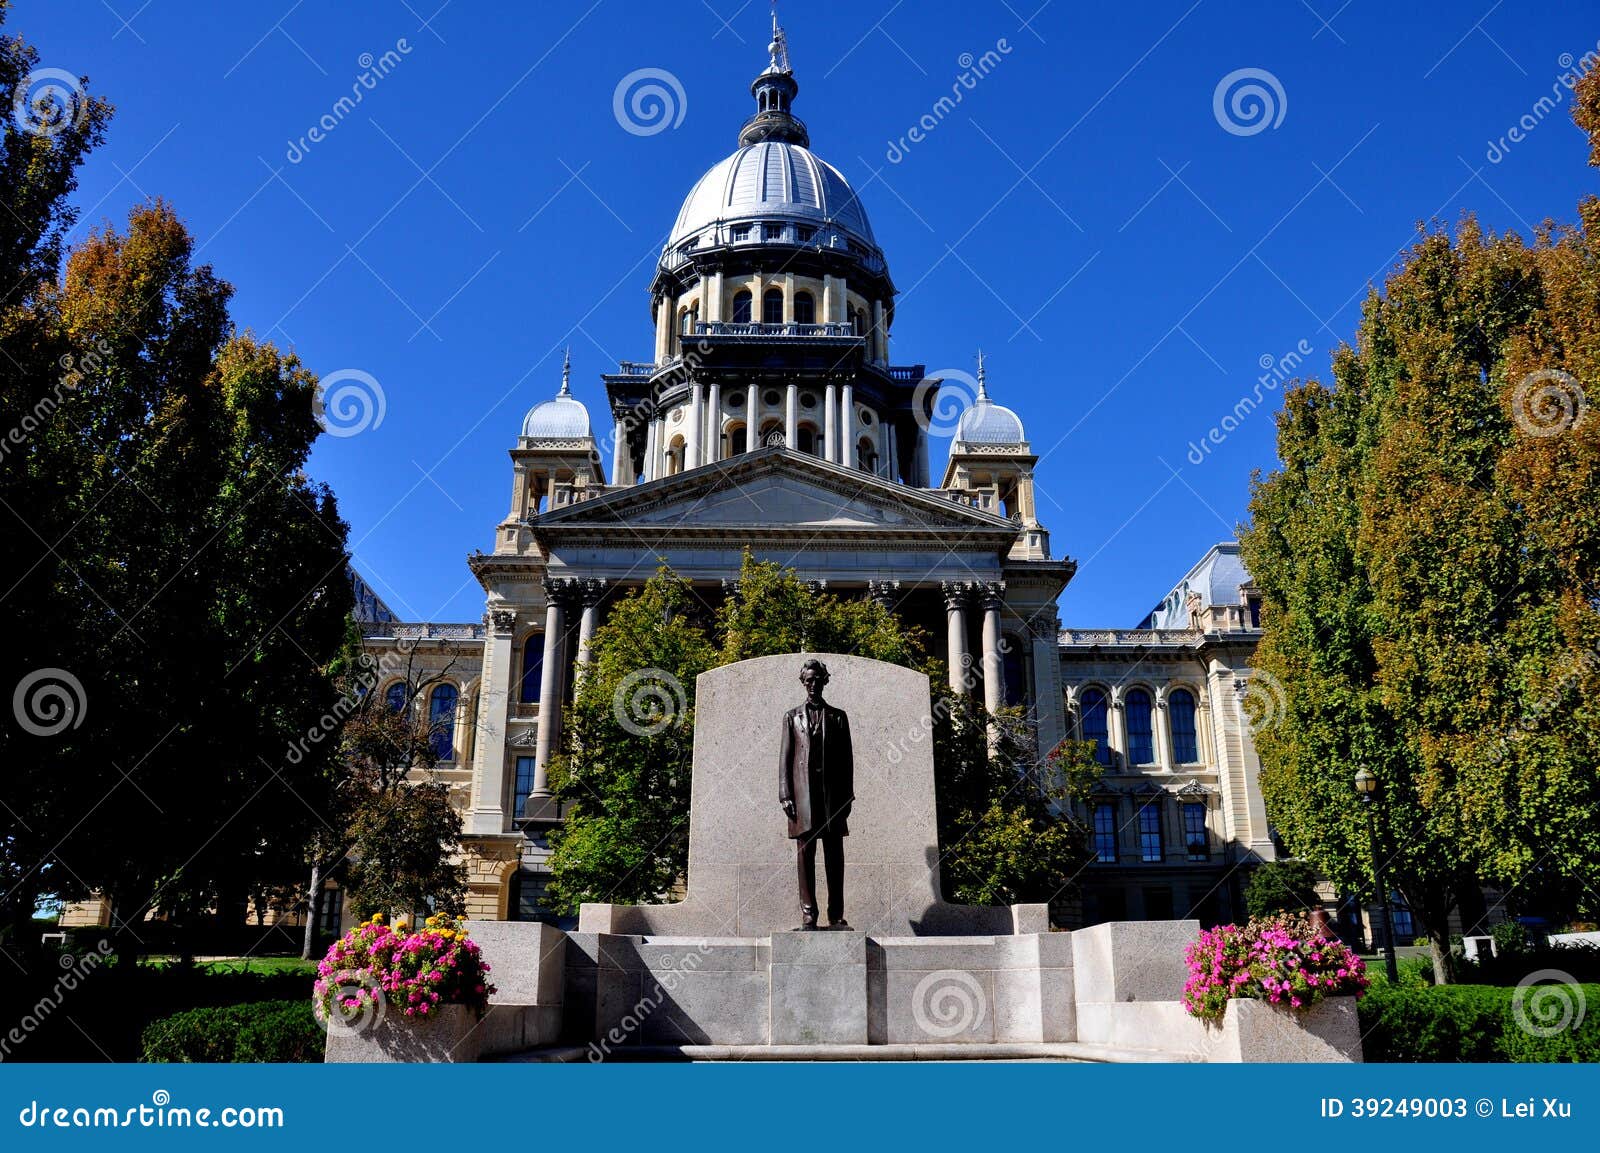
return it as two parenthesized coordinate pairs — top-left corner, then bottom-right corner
(520, 348), (593, 441)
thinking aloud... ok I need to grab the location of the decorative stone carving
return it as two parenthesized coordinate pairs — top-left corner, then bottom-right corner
(865, 579), (900, 607)
(486, 609), (517, 634)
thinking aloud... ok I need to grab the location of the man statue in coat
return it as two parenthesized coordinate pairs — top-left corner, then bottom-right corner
(779, 658), (854, 930)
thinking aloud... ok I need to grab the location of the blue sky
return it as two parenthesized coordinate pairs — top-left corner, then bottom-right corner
(19, 0), (1600, 626)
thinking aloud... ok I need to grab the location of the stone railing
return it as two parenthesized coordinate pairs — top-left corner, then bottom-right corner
(694, 321), (858, 339)
(1058, 628), (1205, 647)
(360, 622), (486, 641)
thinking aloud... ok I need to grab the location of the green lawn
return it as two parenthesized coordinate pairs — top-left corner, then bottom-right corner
(143, 955), (318, 977)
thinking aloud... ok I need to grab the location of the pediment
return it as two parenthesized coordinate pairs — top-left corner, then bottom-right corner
(535, 447), (1017, 536)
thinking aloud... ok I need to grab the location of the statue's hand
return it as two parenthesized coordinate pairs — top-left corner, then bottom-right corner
(781, 800), (796, 820)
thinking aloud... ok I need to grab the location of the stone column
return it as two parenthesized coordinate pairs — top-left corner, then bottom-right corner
(746, 382), (760, 451)
(782, 273), (795, 323)
(980, 583), (1005, 717)
(643, 419), (659, 483)
(531, 578), (570, 798)
(866, 579), (899, 609)
(823, 382), (837, 462)
(686, 383), (703, 470)
(885, 421), (899, 483)
(914, 427), (930, 487)
(706, 382), (722, 463)
(1153, 686), (1174, 772)
(785, 382), (798, 449)
(610, 417), (627, 484)
(942, 582), (971, 695)
(871, 299), (886, 364)
(706, 271), (724, 322)
(654, 297), (671, 363)
(1108, 685), (1128, 770)
(467, 608), (518, 835)
(840, 383), (855, 468)
(574, 579), (605, 686)
(1030, 613), (1065, 764)
(508, 462), (529, 520)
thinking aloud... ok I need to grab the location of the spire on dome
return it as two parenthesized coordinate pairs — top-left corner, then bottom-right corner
(740, 3), (808, 147)
(560, 347), (572, 396)
(766, 1), (791, 74)
(976, 349), (988, 399)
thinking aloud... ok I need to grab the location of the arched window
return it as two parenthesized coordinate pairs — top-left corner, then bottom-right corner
(797, 425), (817, 455)
(518, 637), (543, 704)
(428, 683), (459, 760)
(1169, 688), (1199, 763)
(762, 287), (784, 325)
(678, 306), (691, 335)
(732, 289), (752, 324)
(730, 425), (748, 454)
(856, 436), (877, 472)
(794, 291), (815, 325)
(667, 435), (685, 476)
(1002, 642), (1025, 707)
(1081, 687), (1110, 765)
(1126, 688), (1154, 764)
(385, 681), (409, 715)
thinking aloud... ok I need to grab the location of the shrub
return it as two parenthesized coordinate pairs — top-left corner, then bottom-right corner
(1359, 983), (1600, 1062)
(1183, 914), (1368, 1022)
(314, 913), (494, 1027)
(1243, 859), (1322, 919)
(141, 1001), (322, 1063)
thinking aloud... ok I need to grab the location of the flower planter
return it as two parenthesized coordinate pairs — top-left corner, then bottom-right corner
(1211, 996), (1361, 1062)
(323, 1003), (484, 1063)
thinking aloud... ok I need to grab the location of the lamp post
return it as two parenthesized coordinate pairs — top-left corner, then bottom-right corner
(1354, 767), (1400, 983)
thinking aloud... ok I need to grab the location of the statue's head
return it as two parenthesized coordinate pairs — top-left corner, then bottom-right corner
(799, 658), (830, 702)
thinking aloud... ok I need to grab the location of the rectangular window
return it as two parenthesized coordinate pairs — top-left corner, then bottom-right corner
(513, 756), (538, 821)
(319, 888), (343, 934)
(730, 224), (752, 241)
(1138, 801), (1163, 862)
(1183, 802), (1209, 860)
(795, 225), (816, 242)
(1093, 801), (1118, 863)
(762, 223), (784, 241)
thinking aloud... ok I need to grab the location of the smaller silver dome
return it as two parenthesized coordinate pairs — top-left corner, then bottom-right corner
(954, 354), (1026, 446)
(521, 351), (592, 440)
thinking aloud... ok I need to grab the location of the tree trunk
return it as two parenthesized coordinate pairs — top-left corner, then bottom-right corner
(301, 862), (322, 961)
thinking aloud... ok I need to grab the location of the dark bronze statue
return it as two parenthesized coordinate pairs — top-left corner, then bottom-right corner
(779, 658), (854, 930)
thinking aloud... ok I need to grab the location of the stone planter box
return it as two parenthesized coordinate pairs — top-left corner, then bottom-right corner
(324, 1003), (485, 1063)
(1209, 996), (1362, 1062)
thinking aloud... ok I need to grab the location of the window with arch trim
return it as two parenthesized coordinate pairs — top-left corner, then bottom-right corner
(1169, 688), (1199, 763)
(1080, 687), (1110, 765)
(518, 637), (543, 704)
(762, 287), (784, 325)
(385, 681), (409, 715)
(732, 290), (752, 324)
(1125, 688), (1154, 764)
(794, 291), (815, 325)
(428, 683), (459, 760)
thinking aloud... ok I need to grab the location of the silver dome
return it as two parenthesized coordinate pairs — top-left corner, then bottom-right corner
(953, 356), (1027, 447)
(666, 141), (876, 253)
(956, 397), (1026, 445)
(521, 352), (592, 440)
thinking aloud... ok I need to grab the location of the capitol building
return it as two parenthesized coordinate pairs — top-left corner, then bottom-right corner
(347, 30), (1281, 933)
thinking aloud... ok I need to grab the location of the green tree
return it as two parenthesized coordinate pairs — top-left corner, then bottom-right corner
(1244, 859), (1323, 919)
(546, 553), (1094, 914)
(1, 196), (354, 959)
(1239, 72), (1600, 981)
